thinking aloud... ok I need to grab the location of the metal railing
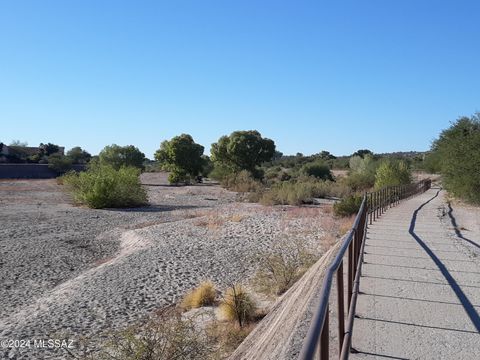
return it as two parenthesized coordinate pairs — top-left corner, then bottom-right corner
(299, 179), (432, 360)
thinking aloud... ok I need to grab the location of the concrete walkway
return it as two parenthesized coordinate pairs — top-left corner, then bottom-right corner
(351, 187), (480, 360)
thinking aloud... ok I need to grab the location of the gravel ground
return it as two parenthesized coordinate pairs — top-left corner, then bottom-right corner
(0, 173), (338, 359)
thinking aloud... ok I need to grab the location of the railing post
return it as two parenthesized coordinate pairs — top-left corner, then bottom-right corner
(348, 241), (353, 308)
(369, 194), (373, 224)
(337, 262), (345, 354)
(319, 305), (329, 360)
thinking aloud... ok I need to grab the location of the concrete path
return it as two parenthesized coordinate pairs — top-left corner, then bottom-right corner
(351, 187), (480, 360)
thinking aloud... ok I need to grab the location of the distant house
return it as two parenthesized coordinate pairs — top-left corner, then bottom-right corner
(0, 144), (64, 163)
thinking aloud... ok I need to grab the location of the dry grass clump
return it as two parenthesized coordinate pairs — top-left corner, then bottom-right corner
(97, 308), (213, 360)
(194, 215), (225, 230)
(226, 214), (248, 222)
(284, 207), (323, 219)
(222, 170), (264, 193)
(207, 322), (255, 357)
(253, 239), (317, 296)
(181, 281), (217, 310)
(338, 215), (355, 236)
(219, 284), (257, 327)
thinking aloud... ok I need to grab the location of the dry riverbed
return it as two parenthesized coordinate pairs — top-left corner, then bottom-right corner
(1, 173), (344, 359)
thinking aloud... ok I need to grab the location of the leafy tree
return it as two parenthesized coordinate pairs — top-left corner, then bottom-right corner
(48, 154), (73, 174)
(9, 140), (28, 146)
(211, 130), (275, 176)
(317, 151), (336, 160)
(98, 144), (146, 170)
(374, 160), (412, 189)
(433, 114), (480, 203)
(40, 143), (60, 156)
(200, 155), (214, 177)
(67, 146), (91, 164)
(154, 134), (204, 183)
(352, 149), (374, 158)
(422, 151), (442, 173)
(273, 150), (284, 160)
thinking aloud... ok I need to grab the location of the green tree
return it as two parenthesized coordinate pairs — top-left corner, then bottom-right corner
(211, 130), (275, 176)
(352, 149), (374, 158)
(154, 134), (205, 183)
(67, 146), (91, 164)
(433, 114), (480, 203)
(98, 144), (146, 170)
(374, 160), (412, 189)
(48, 154), (73, 174)
(40, 143), (60, 156)
(317, 151), (336, 160)
(9, 140), (28, 147)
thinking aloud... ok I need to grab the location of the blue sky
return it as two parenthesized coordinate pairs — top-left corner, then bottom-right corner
(1, 1), (479, 158)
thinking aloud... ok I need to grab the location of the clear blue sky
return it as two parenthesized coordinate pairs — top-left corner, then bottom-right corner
(1, 1), (479, 158)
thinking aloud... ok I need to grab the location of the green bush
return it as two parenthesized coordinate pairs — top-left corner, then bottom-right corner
(62, 165), (147, 208)
(344, 172), (375, 191)
(48, 154), (73, 174)
(221, 170), (264, 193)
(300, 161), (333, 180)
(333, 194), (363, 217)
(432, 114), (480, 203)
(374, 160), (412, 189)
(168, 170), (188, 184)
(260, 178), (351, 206)
(208, 163), (232, 181)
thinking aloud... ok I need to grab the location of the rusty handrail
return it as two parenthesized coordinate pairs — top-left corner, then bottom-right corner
(299, 179), (431, 360)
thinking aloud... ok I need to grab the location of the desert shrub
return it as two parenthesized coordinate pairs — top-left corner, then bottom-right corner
(206, 322), (254, 357)
(62, 165), (147, 209)
(333, 194), (363, 217)
(254, 239), (317, 295)
(219, 285), (256, 327)
(374, 160), (412, 189)
(67, 146), (91, 164)
(181, 281), (217, 310)
(344, 172), (375, 191)
(432, 114), (480, 204)
(221, 170), (264, 193)
(48, 154), (73, 174)
(99, 309), (213, 360)
(422, 151), (442, 173)
(168, 170), (188, 185)
(300, 161), (333, 180)
(208, 163), (232, 181)
(265, 167), (281, 181)
(260, 178), (350, 206)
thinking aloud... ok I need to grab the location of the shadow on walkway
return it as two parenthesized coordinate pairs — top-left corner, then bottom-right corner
(447, 202), (480, 249)
(409, 189), (480, 332)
